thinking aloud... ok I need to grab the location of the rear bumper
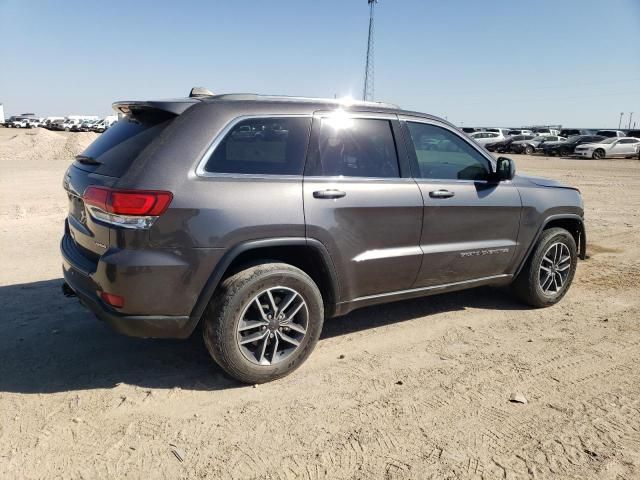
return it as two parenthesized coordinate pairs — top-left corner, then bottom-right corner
(62, 272), (193, 339)
(60, 230), (218, 339)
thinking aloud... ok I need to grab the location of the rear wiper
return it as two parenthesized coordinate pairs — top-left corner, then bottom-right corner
(75, 155), (102, 165)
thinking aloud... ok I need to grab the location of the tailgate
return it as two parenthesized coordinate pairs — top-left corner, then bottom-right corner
(63, 166), (117, 261)
(63, 107), (179, 260)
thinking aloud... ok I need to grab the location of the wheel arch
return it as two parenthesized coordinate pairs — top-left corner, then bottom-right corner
(514, 214), (586, 277)
(187, 238), (340, 333)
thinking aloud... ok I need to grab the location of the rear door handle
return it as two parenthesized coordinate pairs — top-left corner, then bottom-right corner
(429, 189), (455, 199)
(313, 189), (346, 199)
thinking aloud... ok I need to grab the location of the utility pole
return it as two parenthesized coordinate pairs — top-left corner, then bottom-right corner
(362, 0), (378, 102)
(619, 112), (624, 129)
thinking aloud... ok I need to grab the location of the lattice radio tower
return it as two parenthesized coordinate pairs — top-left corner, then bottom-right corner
(362, 0), (378, 102)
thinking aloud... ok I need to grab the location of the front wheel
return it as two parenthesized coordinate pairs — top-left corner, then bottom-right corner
(524, 145), (534, 155)
(202, 262), (324, 384)
(592, 149), (605, 160)
(512, 227), (578, 308)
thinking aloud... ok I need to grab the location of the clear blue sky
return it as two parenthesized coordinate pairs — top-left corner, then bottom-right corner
(1, 0), (639, 128)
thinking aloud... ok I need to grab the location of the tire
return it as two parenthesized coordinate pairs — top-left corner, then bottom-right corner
(524, 145), (534, 155)
(64, 127), (70, 132)
(202, 262), (324, 384)
(560, 147), (570, 157)
(592, 149), (605, 160)
(512, 227), (578, 308)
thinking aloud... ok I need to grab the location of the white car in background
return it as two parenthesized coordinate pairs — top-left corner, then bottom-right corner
(532, 128), (560, 137)
(507, 129), (534, 136)
(11, 118), (31, 128)
(573, 137), (640, 159)
(469, 131), (504, 146)
(61, 119), (82, 131)
(596, 130), (626, 138)
(483, 127), (511, 137)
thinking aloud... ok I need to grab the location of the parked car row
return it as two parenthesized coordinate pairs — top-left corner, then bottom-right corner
(1, 115), (117, 133)
(465, 126), (640, 159)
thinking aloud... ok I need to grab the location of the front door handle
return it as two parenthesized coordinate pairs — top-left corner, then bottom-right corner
(429, 189), (455, 199)
(313, 189), (346, 199)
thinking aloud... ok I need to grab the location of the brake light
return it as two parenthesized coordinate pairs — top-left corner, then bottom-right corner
(84, 187), (173, 216)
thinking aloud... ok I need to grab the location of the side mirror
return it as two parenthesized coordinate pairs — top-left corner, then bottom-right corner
(495, 157), (516, 181)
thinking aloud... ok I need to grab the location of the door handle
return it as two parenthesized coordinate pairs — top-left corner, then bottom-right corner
(429, 189), (455, 199)
(313, 189), (346, 199)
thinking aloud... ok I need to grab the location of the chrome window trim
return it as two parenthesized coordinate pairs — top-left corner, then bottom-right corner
(398, 115), (498, 174)
(303, 176), (416, 183)
(194, 114), (312, 179)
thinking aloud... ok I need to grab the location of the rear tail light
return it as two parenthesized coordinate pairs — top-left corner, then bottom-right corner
(83, 186), (173, 229)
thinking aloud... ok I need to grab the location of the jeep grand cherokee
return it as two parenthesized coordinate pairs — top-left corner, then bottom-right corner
(61, 89), (586, 383)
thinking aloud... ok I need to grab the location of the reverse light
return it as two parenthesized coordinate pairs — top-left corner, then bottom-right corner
(83, 187), (173, 229)
(99, 291), (125, 308)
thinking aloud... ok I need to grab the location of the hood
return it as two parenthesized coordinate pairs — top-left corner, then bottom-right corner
(515, 174), (580, 191)
(574, 142), (601, 149)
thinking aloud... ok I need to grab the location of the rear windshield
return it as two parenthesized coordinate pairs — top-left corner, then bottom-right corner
(74, 111), (174, 177)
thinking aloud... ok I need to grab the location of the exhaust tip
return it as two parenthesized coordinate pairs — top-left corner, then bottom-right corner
(62, 282), (76, 298)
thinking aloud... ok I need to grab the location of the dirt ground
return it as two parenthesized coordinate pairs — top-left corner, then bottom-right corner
(1, 128), (639, 479)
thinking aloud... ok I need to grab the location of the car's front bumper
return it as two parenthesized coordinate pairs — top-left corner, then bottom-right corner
(573, 150), (592, 158)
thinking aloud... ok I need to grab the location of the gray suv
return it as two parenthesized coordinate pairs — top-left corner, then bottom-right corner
(61, 90), (586, 383)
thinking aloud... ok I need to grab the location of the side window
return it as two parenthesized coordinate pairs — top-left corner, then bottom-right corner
(309, 117), (400, 178)
(406, 122), (491, 181)
(204, 117), (311, 175)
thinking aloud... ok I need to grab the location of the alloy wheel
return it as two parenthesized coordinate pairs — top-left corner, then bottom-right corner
(236, 286), (308, 366)
(539, 242), (571, 295)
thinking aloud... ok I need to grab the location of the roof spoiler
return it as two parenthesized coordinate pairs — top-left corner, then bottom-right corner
(112, 99), (199, 116)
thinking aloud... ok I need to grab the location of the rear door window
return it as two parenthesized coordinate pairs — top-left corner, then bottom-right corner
(306, 117), (400, 178)
(75, 110), (175, 177)
(204, 117), (311, 175)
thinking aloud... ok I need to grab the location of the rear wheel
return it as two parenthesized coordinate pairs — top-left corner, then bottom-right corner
(512, 228), (578, 308)
(524, 145), (534, 155)
(202, 262), (324, 384)
(559, 147), (571, 157)
(592, 149), (605, 159)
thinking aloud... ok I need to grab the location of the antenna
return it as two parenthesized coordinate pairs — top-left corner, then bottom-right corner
(362, 0), (378, 102)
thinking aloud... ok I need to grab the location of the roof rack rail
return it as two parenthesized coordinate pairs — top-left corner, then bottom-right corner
(207, 93), (399, 109)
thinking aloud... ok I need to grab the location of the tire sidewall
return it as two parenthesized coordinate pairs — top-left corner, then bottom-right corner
(204, 265), (324, 383)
